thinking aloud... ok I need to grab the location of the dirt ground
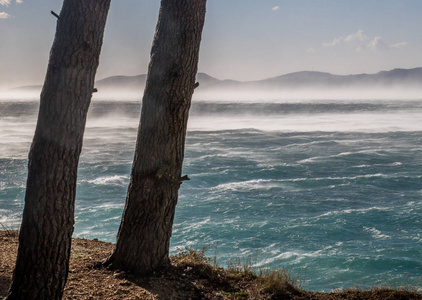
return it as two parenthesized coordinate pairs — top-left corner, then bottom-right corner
(1, 230), (420, 300)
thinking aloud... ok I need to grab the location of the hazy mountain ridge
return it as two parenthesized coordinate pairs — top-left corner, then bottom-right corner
(249, 67), (422, 89)
(96, 74), (147, 90)
(96, 67), (422, 91)
(12, 67), (422, 92)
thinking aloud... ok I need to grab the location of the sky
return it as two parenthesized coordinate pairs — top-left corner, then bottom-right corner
(1, 0), (422, 88)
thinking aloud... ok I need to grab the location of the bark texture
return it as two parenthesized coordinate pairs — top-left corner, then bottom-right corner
(106, 0), (207, 274)
(7, 1), (110, 299)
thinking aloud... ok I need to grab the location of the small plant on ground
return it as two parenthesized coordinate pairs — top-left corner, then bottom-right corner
(227, 256), (257, 281)
(226, 254), (305, 298)
(173, 246), (213, 266)
(258, 268), (303, 297)
(172, 246), (221, 282)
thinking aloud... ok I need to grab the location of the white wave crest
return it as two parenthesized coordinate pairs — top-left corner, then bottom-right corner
(87, 175), (129, 186)
(213, 179), (281, 192)
(319, 206), (392, 218)
(363, 227), (390, 239)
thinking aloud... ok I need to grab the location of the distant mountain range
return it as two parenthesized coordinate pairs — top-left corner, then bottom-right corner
(94, 72), (224, 91)
(96, 67), (422, 91)
(14, 67), (422, 92)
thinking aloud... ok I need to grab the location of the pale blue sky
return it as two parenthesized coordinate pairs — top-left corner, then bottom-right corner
(1, 0), (422, 88)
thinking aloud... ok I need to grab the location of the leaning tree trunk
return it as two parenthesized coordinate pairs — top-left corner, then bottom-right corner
(7, 1), (110, 299)
(105, 0), (207, 274)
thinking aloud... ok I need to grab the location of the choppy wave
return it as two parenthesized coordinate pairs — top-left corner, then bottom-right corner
(363, 227), (391, 240)
(1, 98), (421, 292)
(86, 175), (129, 186)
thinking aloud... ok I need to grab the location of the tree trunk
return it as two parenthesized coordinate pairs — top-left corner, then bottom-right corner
(7, 1), (110, 299)
(106, 0), (207, 275)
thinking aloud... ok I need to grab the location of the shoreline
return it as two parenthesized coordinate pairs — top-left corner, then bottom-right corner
(1, 230), (420, 299)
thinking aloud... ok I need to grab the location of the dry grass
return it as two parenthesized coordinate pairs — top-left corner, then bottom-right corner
(172, 248), (306, 299)
(172, 246), (214, 266)
(257, 268), (303, 297)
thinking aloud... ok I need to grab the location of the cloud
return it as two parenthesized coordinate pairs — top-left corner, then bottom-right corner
(306, 48), (316, 53)
(0, 11), (10, 18)
(272, 6), (280, 11)
(0, 0), (21, 6)
(367, 36), (386, 51)
(0, 0), (22, 19)
(360, 37), (408, 52)
(323, 30), (407, 52)
(323, 29), (368, 47)
(369, 37), (408, 51)
(390, 41), (408, 49)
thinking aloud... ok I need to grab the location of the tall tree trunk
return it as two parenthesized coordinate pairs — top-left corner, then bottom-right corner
(7, 1), (110, 299)
(106, 0), (207, 275)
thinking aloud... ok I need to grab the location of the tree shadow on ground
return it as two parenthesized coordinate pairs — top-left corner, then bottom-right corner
(112, 265), (208, 300)
(130, 277), (204, 299)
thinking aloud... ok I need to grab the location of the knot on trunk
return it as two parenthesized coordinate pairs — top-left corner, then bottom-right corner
(180, 175), (190, 183)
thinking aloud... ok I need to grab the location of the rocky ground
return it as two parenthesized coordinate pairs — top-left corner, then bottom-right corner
(1, 230), (420, 300)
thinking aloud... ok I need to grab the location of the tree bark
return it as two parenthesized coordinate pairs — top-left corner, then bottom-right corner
(106, 0), (207, 275)
(7, 1), (110, 299)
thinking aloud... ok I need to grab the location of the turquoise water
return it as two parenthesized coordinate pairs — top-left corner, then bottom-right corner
(0, 97), (421, 291)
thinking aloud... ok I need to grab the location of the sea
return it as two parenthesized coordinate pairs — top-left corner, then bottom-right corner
(0, 91), (421, 292)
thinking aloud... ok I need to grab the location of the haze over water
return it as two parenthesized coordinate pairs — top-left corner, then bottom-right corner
(0, 91), (421, 292)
